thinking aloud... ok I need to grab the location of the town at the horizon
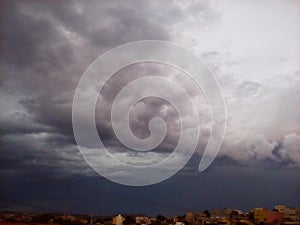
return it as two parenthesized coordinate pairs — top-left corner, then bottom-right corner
(1, 204), (300, 225)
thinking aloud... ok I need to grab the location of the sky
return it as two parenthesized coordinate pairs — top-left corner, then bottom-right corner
(0, 0), (300, 216)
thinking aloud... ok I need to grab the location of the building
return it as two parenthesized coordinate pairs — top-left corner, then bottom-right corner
(273, 206), (300, 222)
(253, 208), (267, 224)
(136, 216), (151, 225)
(283, 208), (299, 221)
(175, 222), (185, 225)
(297, 209), (300, 221)
(211, 208), (233, 219)
(185, 212), (206, 225)
(112, 215), (124, 225)
(274, 205), (286, 213)
(266, 211), (282, 224)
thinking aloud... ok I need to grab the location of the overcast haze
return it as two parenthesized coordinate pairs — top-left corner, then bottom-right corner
(0, 0), (300, 215)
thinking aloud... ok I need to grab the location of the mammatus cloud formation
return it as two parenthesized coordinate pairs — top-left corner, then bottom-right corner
(1, 0), (300, 184)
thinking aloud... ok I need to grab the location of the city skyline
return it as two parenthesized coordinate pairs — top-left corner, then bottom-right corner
(0, 204), (299, 225)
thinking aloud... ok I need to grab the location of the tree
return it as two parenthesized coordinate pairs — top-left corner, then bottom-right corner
(203, 210), (211, 218)
(258, 222), (266, 225)
(230, 210), (239, 219)
(124, 215), (136, 225)
(156, 215), (166, 222)
(248, 212), (254, 221)
(32, 213), (53, 223)
(236, 222), (248, 225)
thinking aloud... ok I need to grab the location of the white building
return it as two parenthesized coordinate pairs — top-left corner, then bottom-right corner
(274, 205), (286, 213)
(175, 222), (185, 225)
(136, 216), (151, 225)
(113, 214), (124, 225)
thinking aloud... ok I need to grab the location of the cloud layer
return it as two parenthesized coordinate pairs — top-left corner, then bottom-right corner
(1, 0), (300, 184)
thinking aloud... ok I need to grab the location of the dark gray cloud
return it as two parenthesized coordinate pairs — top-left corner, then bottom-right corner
(1, 0), (172, 140)
(0, 0), (190, 188)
